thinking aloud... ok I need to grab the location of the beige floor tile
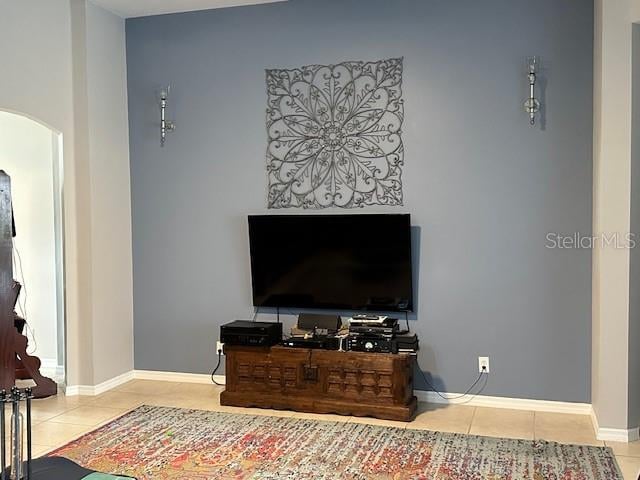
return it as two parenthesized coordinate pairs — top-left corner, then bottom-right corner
(49, 406), (126, 426)
(34, 394), (95, 410)
(534, 412), (603, 446)
(225, 406), (298, 418)
(608, 441), (640, 458)
(112, 380), (137, 392)
(31, 422), (90, 447)
(349, 416), (408, 429)
(0, 440), (54, 458)
(161, 388), (220, 407)
(144, 383), (222, 410)
(181, 389), (221, 406)
(409, 403), (475, 434)
(616, 455), (640, 480)
(191, 398), (308, 418)
(175, 382), (224, 396)
(115, 380), (183, 395)
(292, 411), (353, 423)
(91, 391), (148, 410)
(469, 407), (534, 440)
(29, 403), (75, 422)
(178, 403), (294, 418)
(207, 405), (254, 415)
(1, 413), (42, 432)
(27, 393), (94, 413)
(184, 396), (225, 411)
(0, 436), (54, 463)
(142, 394), (201, 409)
(22, 384), (626, 474)
(32, 444), (54, 457)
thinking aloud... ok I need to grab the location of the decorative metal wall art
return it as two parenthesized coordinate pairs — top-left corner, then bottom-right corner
(265, 57), (405, 209)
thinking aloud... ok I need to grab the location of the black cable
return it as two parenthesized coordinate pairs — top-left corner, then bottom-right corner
(277, 306), (280, 323)
(211, 350), (225, 386)
(252, 307), (259, 322)
(415, 358), (488, 401)
(13, 242), (38, 354)
(405, 311), (410, 332)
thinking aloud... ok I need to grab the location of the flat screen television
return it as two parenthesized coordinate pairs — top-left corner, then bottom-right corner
(248, 214), (413, 312)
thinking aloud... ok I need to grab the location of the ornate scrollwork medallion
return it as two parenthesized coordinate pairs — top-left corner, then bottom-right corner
(265, 57), (405, 209)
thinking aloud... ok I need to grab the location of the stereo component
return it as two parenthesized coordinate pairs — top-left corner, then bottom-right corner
(220, 320), (282, 347)
(282, 336), (340, 350)
(347, 333), (419, 354)
(347, 336), (395, 353)
(297, 313), (342, 332)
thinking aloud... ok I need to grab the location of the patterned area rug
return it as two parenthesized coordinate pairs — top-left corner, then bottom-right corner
(50, 405), (622, 479)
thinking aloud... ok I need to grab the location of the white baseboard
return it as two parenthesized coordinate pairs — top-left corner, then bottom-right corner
(64, 369), (640, 443)
(414, 390), (592, 415)
(134, 370), (590, 414)
(133, 369), (223, 384)
(65, 370), (134, 396)
(40, 358), (64, 379)
(591, 409), (640, 442)
(41, 358), (61, 369)
(597, 427), (640, 442)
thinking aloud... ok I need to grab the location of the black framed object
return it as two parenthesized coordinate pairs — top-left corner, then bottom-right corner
(248, 214), (413, 312)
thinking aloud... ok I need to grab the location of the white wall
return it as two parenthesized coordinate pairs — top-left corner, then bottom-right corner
(0, 0), (134, 388)
(85, 0), (134, 384)
(0, 112), (59, 365)
(592, 0), (639, 433)
(0, 0), (88, 384)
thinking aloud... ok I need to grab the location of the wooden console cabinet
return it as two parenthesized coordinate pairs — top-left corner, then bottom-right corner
(221, 345), (417, 421)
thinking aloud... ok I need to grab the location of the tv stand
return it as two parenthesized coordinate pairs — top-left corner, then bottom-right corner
(221, 345), (417, 421)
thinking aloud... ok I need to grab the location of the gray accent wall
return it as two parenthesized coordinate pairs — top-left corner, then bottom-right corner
(126, 0), (593, 402)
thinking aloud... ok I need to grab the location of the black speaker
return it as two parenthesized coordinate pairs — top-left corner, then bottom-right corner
(297, 313), (341, 332)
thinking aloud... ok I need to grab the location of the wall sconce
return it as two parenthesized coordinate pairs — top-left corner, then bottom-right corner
(523, 56), (541, 126)
(159, 86), (176, 146)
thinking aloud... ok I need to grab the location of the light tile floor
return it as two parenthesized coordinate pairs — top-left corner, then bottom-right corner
(15, 380), (639, 479)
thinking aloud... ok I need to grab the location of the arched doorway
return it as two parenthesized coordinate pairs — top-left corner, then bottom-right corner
(0, 110), (65, 384)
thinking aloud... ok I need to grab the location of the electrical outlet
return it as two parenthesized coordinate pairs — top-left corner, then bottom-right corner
(478, 356), (490, 373)
(216, 341), (225, 355)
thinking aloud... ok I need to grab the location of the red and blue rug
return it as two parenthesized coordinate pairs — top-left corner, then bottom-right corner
(50, 405), (622, 479)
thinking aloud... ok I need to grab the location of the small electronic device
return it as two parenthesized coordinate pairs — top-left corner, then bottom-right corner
(282, 336), (340, 350)
(298, 313), (342, 332)
(349, 317), (399, 335)
(347, 335), (395, 353)
(347, 333), (419, 354)
(350, 314), (389, 323)
(220, 320), (282, 347)
(393, 333), (419, 353)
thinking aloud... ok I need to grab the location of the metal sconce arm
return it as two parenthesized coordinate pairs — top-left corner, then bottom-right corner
(160, 86), (176, 146)
(524, 56), (541, 126)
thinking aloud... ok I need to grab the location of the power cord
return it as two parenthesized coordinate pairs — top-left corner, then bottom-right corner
(12, 241), (38, 355)
(415, 358), (488, 402)
(210, 348), (225, 386)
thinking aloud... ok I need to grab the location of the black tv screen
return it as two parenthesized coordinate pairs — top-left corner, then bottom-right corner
(248, 214), (413, 312)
